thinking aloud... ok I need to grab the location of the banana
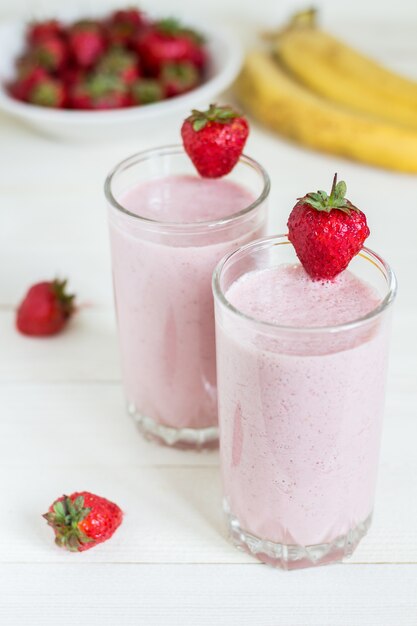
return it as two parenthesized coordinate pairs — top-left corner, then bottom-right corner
(235, 50), (417, 173)
(270, 9), (417, 130)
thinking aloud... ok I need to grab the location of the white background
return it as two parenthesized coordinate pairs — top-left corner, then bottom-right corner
(1, 0), (417, 624)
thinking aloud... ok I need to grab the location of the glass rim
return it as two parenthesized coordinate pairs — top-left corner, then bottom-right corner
(104, 144), (270, 231)
(212, 235), (397, 334)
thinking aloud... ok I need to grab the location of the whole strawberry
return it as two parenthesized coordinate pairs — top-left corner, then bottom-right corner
(27, 19), (63, 45)
(33, 35), (68, 72)
(43, 492), (123, 552)
(68, 20), (106, 68)
(181, 104), (249, 178)
(70, 73), (130, 109)
(161, 61), (199, 97)
(16, 279), (75, 336)
(7, 60), (48, 101)
(131, 78), (164, 105)
(137, 19), (206, 75)
(97, 47), (140, 86)
(28, 77), (67, 108)
(287, 174), (370, 280)
(106, 8), (147, 46)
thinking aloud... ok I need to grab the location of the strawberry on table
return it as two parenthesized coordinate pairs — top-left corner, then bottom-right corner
(43, 492), (123, 552)
(131, 78), (164, 104)
(181, 104), (249, 178)
(68, 20), (107, 68)
(16, 279), (75, 336)
(136, 19), (206, 75)
(161, 61), (199, 97)
(287, 174), (370, 280)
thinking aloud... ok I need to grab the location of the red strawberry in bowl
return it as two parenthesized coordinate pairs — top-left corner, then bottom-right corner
(43, 492), (123, 552)
(161, 61), (199, 97)
(16, 279), (75, 336)
(131, 78), (164, 105)
(97, 47), (140, 86)
(106, 8), (148, 46)
(68, 20), (107, 68)
(181, 104), (249, 178)
(26, 19), (63, 45)
(33, 35), (68, 72)
(287, 174), (370, 280)
(28, 76), (67, 108)
(137, 19), (206, 75)
(70, 73), (130, 110)
(7, 58), (49, 101)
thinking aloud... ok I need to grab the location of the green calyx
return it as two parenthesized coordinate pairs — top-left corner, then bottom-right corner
(162, 61), (198, 82)
(30, 81), (59, 106)
(52, 279), (75, 318)
(132, 79), (163, 103)
(87, 73), (126, 98)
(188, 103), (240, 132)
(43, 495), (93, 552)
(156, 18), (205, 43)
(99, 47), (135, 73)
(300, 173), (359, 214)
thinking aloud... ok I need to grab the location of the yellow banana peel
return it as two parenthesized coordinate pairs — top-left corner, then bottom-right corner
(235, 50), (417, 173)
(271, 8), (417, 130)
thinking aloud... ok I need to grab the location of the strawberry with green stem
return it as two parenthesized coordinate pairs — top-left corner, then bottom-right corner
(161, 61), (199, 97)
(181, 104), (249, 178)
(33, 36), (68, 71)
(43, 492), (123, 552)
(287, 173), (370, 280)
(131, 78), (164, 104)
(106, 8), (148, 46)
(97, 47), (140, 85)
(68, 20), (107, 68)
(70, 73), (131, 109)
(28, 76), (67, 107)
(16, 279), (75, 336)
(137, 18), (206, 75)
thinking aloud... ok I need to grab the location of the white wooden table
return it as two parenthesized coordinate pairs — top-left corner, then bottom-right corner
(1, 16), (417, 625)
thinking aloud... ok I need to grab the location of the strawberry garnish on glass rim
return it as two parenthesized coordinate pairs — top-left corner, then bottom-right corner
(181, 103), (249, 178)
(287, 173), (370, 281)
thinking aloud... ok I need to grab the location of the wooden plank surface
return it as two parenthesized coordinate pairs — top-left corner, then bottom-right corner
(0, 564), (416, 626)
(0, 12), (417, 625)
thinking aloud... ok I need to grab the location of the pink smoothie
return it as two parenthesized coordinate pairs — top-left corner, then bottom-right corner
(109, 175), (265, 435)
(216, 264), (390, 546)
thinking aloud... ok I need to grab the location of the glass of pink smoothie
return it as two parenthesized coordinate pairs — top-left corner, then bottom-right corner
(104, 146), (269, 449)
(213, 235), (396, 569)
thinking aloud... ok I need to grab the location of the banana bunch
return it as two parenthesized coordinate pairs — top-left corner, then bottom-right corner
(235, 9), (417, 173)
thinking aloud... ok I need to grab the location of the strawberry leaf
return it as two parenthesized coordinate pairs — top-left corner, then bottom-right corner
(187, 103), (241, 132)
(300, 173), (359, 214)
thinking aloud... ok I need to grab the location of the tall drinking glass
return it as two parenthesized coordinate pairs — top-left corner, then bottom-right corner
(213, 235), (396, 568)
(105, 146), (269, 449)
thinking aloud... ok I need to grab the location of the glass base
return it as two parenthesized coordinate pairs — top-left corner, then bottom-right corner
(224, 500), (372, 570)
(127, 403), (219, 450)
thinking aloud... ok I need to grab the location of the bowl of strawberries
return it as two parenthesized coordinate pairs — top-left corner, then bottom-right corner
(0, 7), (242, 140)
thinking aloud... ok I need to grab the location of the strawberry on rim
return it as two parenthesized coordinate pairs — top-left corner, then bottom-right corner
(288, 174), (370, 281)
(181, 103), (249, 178)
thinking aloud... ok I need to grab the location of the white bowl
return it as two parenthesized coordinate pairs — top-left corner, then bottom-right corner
(0, 15), (242, 141)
